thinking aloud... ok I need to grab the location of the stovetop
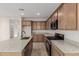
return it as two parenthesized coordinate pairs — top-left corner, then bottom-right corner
(46, 33), (64, 40)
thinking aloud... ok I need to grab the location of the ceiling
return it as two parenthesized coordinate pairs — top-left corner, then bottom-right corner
(0, 3), (60, 21)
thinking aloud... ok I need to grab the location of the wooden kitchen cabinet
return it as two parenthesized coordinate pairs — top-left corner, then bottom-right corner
(32, 22), (37, 30)
(33, 34), (45, 42)
(41, 22), (46, 30)
(51, 43), (79, 56)
(22, 20), (31, 26)
(22, 39), (33, 56)
(46, 3), (77, 30)
(36, 22), (41, 30)
(51, 44), (64, 56)
(32, 21), (46, 30)
(58, 4), (66, 30)
(58, 3), (77, 30)
(46, 21), (48, 29)
(46, 18), (52, 29)
(63, 3), (77, 30)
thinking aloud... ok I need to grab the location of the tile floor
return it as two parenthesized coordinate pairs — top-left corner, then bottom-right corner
(31, 42), (48, 56)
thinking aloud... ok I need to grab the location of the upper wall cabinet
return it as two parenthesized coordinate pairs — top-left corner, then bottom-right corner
(46, 18), (52, 29)
(46, 3), (77, 30)
(58, 3), (77, 30)
(22, 20), (31, 26)
(32, 21), (46, 30)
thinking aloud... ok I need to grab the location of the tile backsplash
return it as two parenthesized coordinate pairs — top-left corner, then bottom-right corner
(33, 30), (79, 43)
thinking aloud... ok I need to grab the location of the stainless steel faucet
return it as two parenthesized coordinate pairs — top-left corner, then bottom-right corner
(21, 31), (26, 38)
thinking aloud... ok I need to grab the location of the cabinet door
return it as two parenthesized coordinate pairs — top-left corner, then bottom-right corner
(38, 35), (44, 42)
(26, 21), (31, 26)
(58, 4), (66, 29)
(33, 35), (44, 42)
(23, 39), (33, 56)
(58, 3), (77, 30)
(44, 22), (46, 29)
(64, 3), (77, 30)
(51, 44), (64, 56)
(41, 22), (46, 30)
(46, 21), (49, 29)
(52, 48), (60, 56)
(36, 22), (40, 30)
(33, 35), (38, 42)
(47, 18), (51, 29)
(32, 22), (37, 30)
(77, 4), (79, 30)
(22, 20), (31, 26)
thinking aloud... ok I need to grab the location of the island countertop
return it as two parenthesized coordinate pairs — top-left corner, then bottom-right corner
(0, 36), (32, 52)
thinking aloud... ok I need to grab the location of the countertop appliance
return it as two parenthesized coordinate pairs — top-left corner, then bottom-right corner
(45, 33), (64, 56)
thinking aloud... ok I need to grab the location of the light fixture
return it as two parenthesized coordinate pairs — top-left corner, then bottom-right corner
(21, 13), (24, 16)
(36, 12), (40, 16)
(18, 8), (24, 16)
(18, 8), (24, 11)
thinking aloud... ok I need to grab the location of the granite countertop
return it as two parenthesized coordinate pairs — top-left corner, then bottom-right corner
(51, 40), (79, 53)
(0, 36), (32, 52)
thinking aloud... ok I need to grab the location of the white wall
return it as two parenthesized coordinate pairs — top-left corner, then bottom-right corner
(9, 18), (21, 39)
(0, 17), (10, 41)
(0, 17), (21, 41)
(33, 30), (79, 43)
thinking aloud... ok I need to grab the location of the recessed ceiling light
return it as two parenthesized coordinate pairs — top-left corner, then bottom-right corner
(21, 13), (24, 16)
(36, 12), (40, 16)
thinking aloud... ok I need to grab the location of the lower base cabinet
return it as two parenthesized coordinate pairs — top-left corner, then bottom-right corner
(33, 34), (45, 42)
(51, 44), (79, 56)
(22, 39), (33, 56)
(51, 44), (64, 56)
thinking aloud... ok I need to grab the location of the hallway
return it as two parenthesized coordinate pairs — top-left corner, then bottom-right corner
(31, 42), (48, 56)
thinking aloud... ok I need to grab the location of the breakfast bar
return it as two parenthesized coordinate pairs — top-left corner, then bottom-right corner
(0, 36), (33, 56)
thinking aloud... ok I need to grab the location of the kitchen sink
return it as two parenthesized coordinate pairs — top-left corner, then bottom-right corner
(22, 37), (30, 39)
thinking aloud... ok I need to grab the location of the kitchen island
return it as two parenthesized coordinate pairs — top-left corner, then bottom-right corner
(0, 36), (33, 56)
